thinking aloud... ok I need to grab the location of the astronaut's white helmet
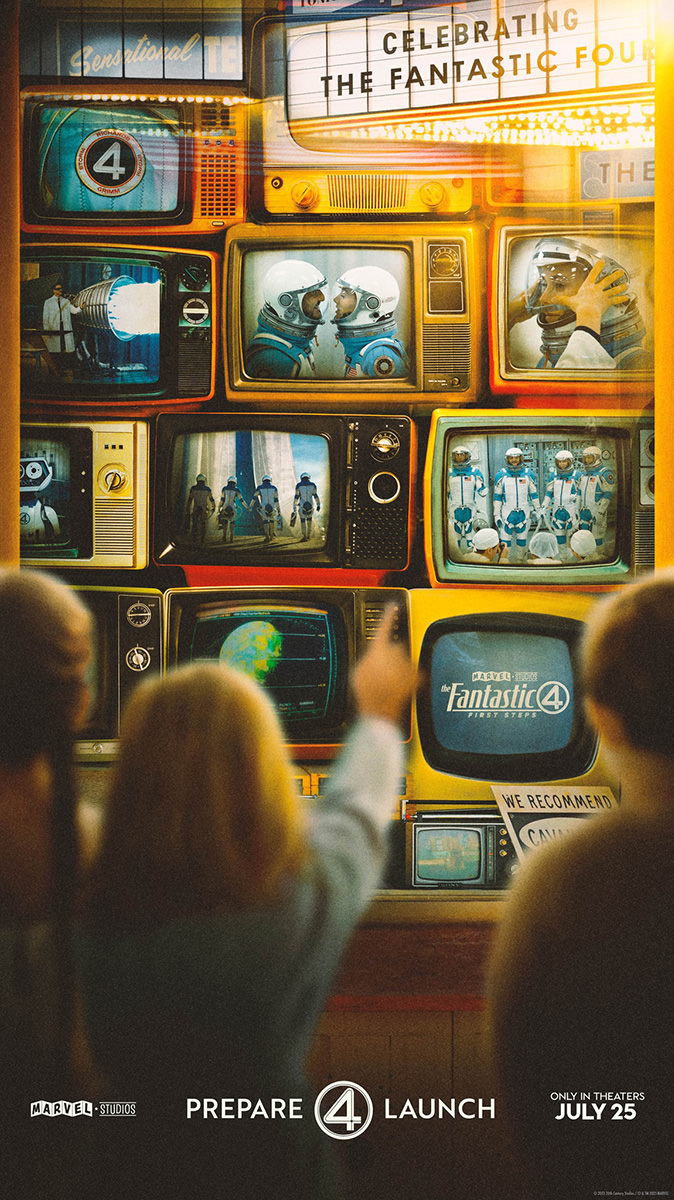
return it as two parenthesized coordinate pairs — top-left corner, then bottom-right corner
(582, 446), (603, 470)
(227, 476), (237, 486)
(505, 447), (525, 475)
(262, 260), (328, 330)
(554, 449), (575, 476)
(334, 266), (400, 328)
(525, 237), (630, 327)
(451, 445), (472, 472)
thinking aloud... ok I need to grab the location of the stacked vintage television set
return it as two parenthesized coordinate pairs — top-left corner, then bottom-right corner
(18, 0), (655, 889)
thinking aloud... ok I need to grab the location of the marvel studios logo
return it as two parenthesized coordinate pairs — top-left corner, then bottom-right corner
(31, 1100), (136, 1117)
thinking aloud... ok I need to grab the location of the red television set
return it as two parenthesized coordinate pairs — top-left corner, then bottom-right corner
(20, 242), (218, 413)
(224, 221), (486, 407)
(249, 15), (476, 221)
(153, 411), (416, 587)
(402, 587), (619, 888)
(164, 585), (411, 760)
(74, 586), (163, 763)
(424, 408), (654, 587)
(20, 418), (149, 569)
(20, 86), (246, 237)
(489, 217), (654, 403)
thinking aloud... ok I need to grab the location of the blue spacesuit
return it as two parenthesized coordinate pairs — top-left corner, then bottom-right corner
(493, 448), (541, 556)
(577, 446), (615, 547)
(446, 446), (488, 551)
(332, 266), (408, 380)
(541, 450), (581, 551)
(246, 260), (328, 380)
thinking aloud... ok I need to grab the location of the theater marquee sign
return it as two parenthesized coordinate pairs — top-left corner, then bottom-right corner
(286, 0), (655, 119)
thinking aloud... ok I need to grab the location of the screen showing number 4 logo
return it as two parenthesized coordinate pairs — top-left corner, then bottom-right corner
(314, 1081), (374, 1140)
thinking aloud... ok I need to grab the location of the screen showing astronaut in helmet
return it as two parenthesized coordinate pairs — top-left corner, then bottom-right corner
(504, 232), (654, 373)
(167, 429), (330, 553)
(444, 432), (619, 567)
(241, 248), (411, 381)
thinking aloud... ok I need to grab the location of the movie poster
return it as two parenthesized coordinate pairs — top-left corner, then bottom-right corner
(3, 1), (670, 1199)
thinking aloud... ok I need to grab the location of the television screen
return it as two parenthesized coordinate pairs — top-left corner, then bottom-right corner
(167, 429), (330, 557)
(417, 612), (597, 784)
(414, 826), (482, 884)
(491, 222), (654, 396)
(20, 427), (91, 558)
(165, 585), (410, 754)
(185, 603), (346, 734)
(424, 409), (654, 585)
(240, 245), (412, 384)
(20, 244), (216, 409)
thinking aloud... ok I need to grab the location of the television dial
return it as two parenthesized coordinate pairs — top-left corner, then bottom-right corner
(100, 466), (129, 494)
(125, 602), (153, 629)
(368, 472), (401, 505)
(370, 430), (401, 460)
(182, 297), (210, 326)
(180, 264), (210, 292)
(429, 244), (462, 278)
(126, 645), (152, 672)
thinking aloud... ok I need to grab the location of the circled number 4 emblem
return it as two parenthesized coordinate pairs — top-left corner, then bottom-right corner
(314, 1081), (373, 1140)
(76, 129), (146, 197)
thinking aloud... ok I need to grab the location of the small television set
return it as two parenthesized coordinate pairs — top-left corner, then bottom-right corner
(224, 222), (486, 406)
(20, 419), (148, 569)
(404, 810), (519, 891)
(153, 411), (415, 586)
(407, 587), (617, 811)
(164, 585), (410, 759)
(74, 586), (163, 763)
(20, 86), (246, 237)
(249, 16), (475, 221)
(489, 218), (654, 401)
(20, 242), (217, 412)
(424, 408), (654, 586)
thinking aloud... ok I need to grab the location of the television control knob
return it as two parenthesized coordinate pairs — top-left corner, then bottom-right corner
(182, 297), (210, 325)
(180, 264), (210, 291)
(368, 471), (401, 505)
(291, 180), (319, 210)
(125, 602), (153, 629)
(420, 181), (446, 209)
(126, 645), (152, 672)
(370, 430), (401, 460)
(99, 466), (129, 494)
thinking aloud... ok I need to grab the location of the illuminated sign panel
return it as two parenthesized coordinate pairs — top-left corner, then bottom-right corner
(287, 0), (655, 119)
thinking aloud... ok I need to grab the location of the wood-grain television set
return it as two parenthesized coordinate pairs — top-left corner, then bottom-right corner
(164, 586), (411, 761)
(224, 223), (486, 407)
(153, 411), (415, 587)
(424, 409), (654, 587)
(20, 86), (246, 237)
(20, 243), (218, 413)
(489, 218), (654, 403)
(74, 586), (163, 763)
(20, 419), (149, 570)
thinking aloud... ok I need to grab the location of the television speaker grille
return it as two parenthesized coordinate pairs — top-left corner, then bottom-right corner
(198, 102), (242, 221)
(327, 174), (408, 211)
(93, 500), (135, 555)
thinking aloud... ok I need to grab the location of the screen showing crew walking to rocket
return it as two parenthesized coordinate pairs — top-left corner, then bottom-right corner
(20, 255), (161, 389)
(443, 431), (619, 567)
(240, 247), (411, 382)
(168, 430), (330, 554)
